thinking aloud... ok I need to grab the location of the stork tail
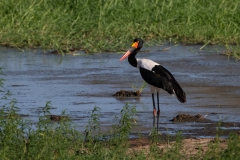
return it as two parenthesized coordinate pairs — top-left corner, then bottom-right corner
(172, 80), (186, 103)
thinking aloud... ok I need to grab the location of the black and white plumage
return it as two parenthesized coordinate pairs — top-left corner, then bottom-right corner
(120, 38), (186, 119)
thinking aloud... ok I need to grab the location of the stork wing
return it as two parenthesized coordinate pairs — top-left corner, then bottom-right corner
(139, 65), (174, 94)
(141, 65), (186, 102)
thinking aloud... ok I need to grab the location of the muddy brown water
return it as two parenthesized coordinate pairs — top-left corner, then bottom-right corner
(0, 44), (240, 138)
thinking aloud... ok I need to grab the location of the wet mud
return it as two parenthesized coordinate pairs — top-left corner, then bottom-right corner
(170, 114), (210, 122)
(49, 115), (69, 121)
(113, 90), (141, 97)
(0, 44), (240, 138)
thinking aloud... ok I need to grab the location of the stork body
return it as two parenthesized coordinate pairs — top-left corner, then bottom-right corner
(120, 38), (186, 129)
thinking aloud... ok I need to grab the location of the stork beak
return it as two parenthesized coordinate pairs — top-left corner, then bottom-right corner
(119, 47), (135, 61)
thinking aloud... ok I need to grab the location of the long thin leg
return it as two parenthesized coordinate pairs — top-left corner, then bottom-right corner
(156, 92), (160, 131)
(157, 92), (160, 116)
(152, 93), (156, 128)
(152, 93), (156, 116)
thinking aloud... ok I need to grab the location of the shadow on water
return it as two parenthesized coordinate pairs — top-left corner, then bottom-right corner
(0, 44), (240, 138)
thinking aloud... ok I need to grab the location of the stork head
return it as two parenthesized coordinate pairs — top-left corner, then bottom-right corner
(120, 38), (143, 61)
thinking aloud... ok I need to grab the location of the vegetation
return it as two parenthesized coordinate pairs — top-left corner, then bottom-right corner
(0, 0), (240, 57)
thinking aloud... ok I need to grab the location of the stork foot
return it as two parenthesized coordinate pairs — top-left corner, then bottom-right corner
(153, 108), (157, 117)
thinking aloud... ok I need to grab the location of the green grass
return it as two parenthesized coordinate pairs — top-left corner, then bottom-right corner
(1, 100), (240, 159)
(128, 80), (146, 93)
(0, 0), (240, 58)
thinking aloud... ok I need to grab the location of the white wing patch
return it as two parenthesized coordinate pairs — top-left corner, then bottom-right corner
(136, 58), (160, 71)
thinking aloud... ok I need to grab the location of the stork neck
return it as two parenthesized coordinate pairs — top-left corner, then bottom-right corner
(128, 53), (137, 67)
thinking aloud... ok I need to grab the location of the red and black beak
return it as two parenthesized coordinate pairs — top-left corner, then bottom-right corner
(119, 41), (139, 61)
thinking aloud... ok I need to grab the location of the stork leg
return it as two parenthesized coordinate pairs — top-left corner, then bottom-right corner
(152, 93), (157, 116)
(152, 93), (156, 128)
(157, 92), (160, 115)
(156, 92), (160, 131)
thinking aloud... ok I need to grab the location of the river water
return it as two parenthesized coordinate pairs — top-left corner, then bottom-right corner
(0, 44), (240, 138)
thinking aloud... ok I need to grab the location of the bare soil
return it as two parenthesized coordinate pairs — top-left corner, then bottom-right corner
(128, 136), (228, 158)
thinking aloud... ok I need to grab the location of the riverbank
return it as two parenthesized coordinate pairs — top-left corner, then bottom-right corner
(1, 0), (240, 58)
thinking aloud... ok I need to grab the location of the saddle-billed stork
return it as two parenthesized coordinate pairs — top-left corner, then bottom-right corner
(120, 38), (186, 129)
